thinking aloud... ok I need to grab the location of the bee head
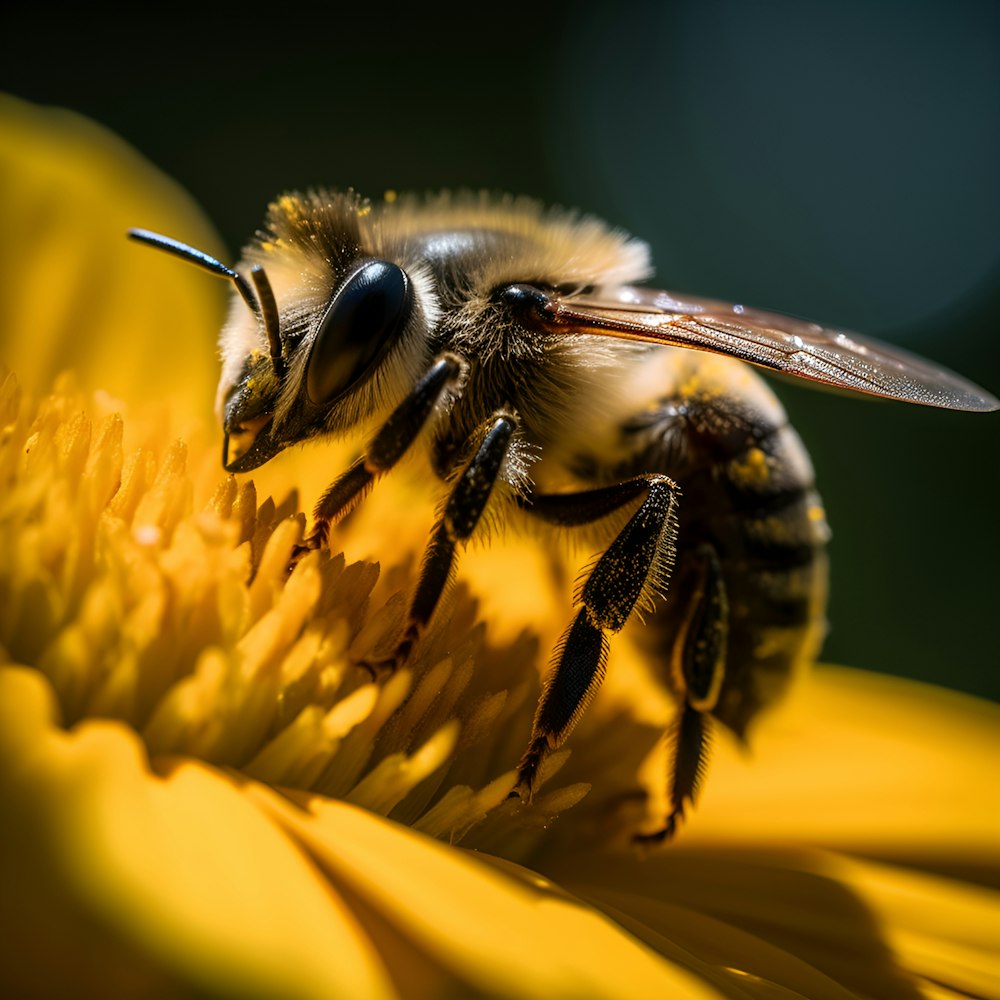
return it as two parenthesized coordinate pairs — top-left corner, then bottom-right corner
(128, 219), (416, 475)
(221, 257), (412, 472)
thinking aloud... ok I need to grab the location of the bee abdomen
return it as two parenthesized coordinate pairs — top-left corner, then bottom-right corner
(612, 383), (829, 738)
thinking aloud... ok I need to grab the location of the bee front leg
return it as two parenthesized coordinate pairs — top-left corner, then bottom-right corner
(294, 353), (465, 559)
(515, 475), (681, 798)
(358, 410), (518, 678)
(635, 543), (728, 845)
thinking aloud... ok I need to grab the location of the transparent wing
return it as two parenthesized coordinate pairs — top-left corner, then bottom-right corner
(530, 284), (999, 412)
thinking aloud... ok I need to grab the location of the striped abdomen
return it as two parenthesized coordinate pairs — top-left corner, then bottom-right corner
(600, 362), (830, 738)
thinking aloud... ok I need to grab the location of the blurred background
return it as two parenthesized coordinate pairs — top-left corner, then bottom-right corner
(2, 0), (998, 699)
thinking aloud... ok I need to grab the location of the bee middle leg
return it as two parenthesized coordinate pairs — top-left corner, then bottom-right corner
(357, 409), (518, 677)
(514, 475), (681, 798)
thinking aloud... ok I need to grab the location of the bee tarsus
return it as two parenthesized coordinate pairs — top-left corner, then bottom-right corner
(642, 543), (728, 839)
(390, 413), (518, 667)
(353, 409), (519, 680)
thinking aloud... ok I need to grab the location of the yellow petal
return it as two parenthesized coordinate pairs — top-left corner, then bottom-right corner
(829, 856), (1000, 1000)
(254, 785), (725, 999)
(0, 666), (395, 1000)
(687, 666), (1000, 866)
(0, 94), (225, 420)
(591, 849), (1000, 1000)
(551, 848), (932, 1000)
(533, 666), (1000, 1000)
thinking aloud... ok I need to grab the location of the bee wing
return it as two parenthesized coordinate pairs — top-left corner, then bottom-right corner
(534, 285), (999, 412)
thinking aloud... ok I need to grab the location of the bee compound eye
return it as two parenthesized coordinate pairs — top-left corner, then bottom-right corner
(305, 260), (412, 405)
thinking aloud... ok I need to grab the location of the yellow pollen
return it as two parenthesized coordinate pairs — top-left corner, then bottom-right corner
(730, 446), (770, 487)
(677, 375), (703, 398)
(277, 194), (300, 217)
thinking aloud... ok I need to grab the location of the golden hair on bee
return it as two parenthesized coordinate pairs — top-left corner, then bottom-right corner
(129, 188), (998, 842)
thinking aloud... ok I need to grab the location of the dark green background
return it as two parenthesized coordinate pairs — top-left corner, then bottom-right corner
(3, 1), (997, 699)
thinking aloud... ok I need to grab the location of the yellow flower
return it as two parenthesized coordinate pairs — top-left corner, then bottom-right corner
(1, 93), (998, 1000)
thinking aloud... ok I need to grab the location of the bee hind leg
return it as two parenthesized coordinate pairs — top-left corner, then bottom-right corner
(634, 543), (728, 845)
(514, 475), (681, 799)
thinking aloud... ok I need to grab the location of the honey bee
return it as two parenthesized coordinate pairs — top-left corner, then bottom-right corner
(130, 190), (998, 840)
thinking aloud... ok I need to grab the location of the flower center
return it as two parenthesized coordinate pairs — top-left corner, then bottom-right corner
(1, 373), (659, 858)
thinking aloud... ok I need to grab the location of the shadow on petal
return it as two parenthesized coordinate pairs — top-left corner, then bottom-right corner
(561, 847), (926, 999)
(252, 785), (726, 999)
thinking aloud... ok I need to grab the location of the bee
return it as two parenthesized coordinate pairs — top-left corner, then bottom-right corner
(129, 190), (998, 840)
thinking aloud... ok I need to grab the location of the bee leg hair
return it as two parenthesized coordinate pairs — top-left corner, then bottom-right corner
(295, 353), (465, 556)
(357, 410), (517, 678)
(516, 478), (652, 526)
(634, 543), (728, 845)
(515, 475), (680, 798)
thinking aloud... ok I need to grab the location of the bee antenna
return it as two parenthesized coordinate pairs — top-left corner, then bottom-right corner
(249, 265), (286, 379)
(127, 228), (262, 315)
(128, 229), (287, 379)
(128, 229), (287, 380)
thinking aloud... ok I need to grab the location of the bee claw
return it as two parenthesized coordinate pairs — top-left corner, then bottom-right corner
(507, 780), (532, 804)
(288, 530), (326, 574)
(287, 545), (309, 573)
(352, 654), (401, 682)
(632, 828), (668, 848)
(513, 736), (548, 803)
(632, 810), (680, 848)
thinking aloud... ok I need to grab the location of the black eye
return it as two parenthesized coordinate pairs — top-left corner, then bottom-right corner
(305, 260), (411, 405)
